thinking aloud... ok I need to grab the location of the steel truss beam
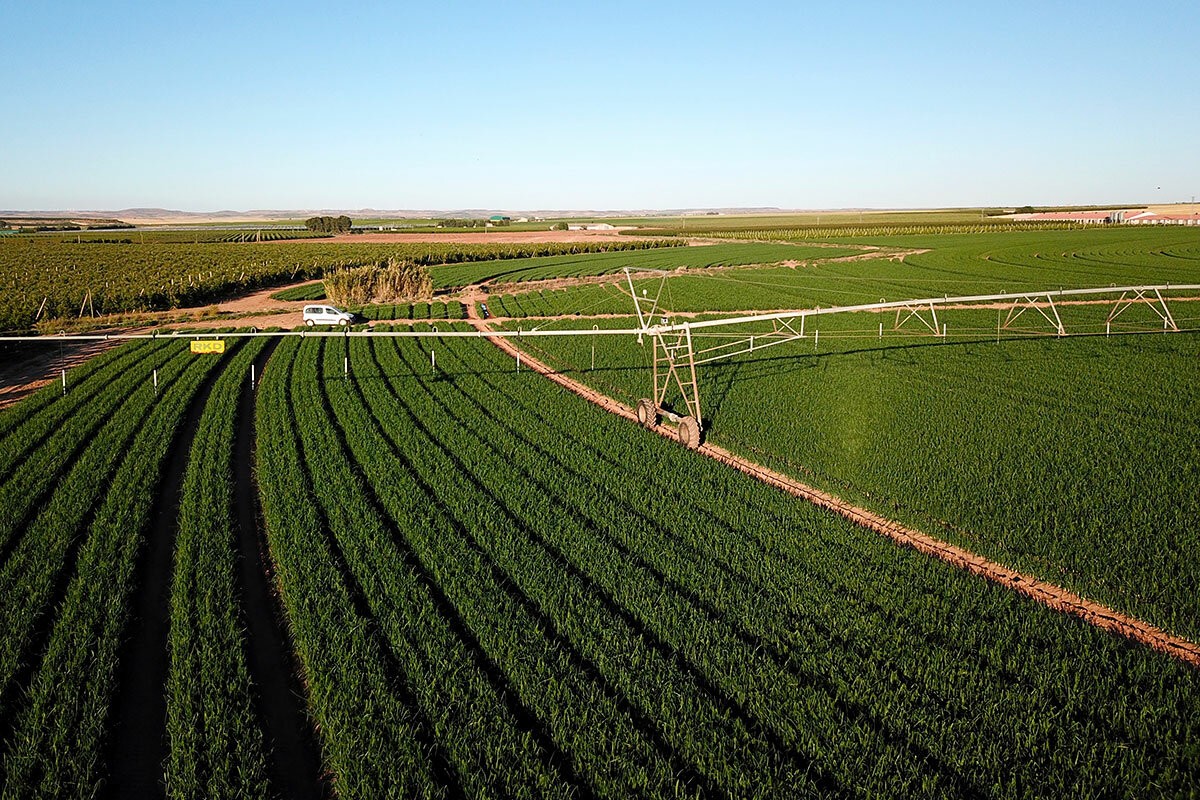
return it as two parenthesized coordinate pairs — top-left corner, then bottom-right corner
(1107, 287), (1179, 332)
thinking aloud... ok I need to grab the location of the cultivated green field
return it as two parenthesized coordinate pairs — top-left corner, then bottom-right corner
(1, 327), (1197, 797)
(500, 226), (1200, 642)
(486, 227), (1200, 319)
(0, 224), (1198, 797)
(430, 242), (862, 289)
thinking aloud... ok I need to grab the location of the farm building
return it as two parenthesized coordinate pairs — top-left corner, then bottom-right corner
(1124, 211), (1200, 226)
(1011, 209), (1200, 226)
(1010, 211), (1125, 224)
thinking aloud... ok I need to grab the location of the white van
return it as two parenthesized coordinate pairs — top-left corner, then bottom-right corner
(302, 305), (355, 326)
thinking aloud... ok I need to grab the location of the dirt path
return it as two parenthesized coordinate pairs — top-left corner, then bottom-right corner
(233, 340), (325, 800)
(0, 338), (120, 410)
(468, 306), (1200, 670)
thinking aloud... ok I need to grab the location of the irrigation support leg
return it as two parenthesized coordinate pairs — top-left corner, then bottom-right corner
(591, 324), (598, 371)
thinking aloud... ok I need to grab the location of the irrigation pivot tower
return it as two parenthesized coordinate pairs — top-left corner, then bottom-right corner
(625, 268), (1200, 450)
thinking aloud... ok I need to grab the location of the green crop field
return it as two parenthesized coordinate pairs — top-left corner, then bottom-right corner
(431, 242), (861, 289)
(358, 300), (466, 321)
(0, 328), (1197, 797)
(485, 227), (1200, 319)
(0, 225), (1198, 797)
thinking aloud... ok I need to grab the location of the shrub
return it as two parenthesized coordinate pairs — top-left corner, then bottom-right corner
(324, 258), (433, 307)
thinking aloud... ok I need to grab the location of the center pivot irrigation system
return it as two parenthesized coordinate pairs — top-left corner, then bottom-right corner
(620, 269), (1200, 448)
(7, 271), (1199, 450)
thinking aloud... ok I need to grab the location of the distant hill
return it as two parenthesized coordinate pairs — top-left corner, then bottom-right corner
(1, 207), (792, 225)
(0, 214), (133, 230)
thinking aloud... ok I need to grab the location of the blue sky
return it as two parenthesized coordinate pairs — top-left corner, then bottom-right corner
(2, 0), (1197, 211)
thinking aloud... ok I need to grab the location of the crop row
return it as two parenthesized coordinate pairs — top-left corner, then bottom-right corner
(268, 281), (326, 301)
(358, 300), (465, 321)
(165, 338), (271, 799)
(0, 341), (232, 797)
(0, 341), (180, 558)
(257, 336), (450, 797)
(0, 340), (190, 716)
(253, 325), (1199, 796)
(482, 283), (632, 318)
(523, 309), (1200, 642)
(0, 340), (166, 473)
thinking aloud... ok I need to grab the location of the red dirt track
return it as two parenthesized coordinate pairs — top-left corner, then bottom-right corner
(469, 306), (1200, 670)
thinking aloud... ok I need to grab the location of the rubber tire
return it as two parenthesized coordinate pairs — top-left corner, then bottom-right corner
(305, 319), (315, 327)
(677, 416), (702, 450)
(636, 398), (659, 429)
(339, 318), (348, 326)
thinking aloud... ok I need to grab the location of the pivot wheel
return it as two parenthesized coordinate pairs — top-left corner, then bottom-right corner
(636, 398), (659, 429)
(677, 416), (702, 449)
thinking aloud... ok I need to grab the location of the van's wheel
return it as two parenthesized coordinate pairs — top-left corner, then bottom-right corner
(636, 398), (659, 429)
(305, 319), (315, 327)
(339, 318), (348, 326)
(677, 416), (702, 449)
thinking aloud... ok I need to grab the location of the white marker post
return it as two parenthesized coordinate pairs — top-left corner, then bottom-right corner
(61, 369), (66, 395)
(153, 368), (158, 396)
(250, 363), (255, 391)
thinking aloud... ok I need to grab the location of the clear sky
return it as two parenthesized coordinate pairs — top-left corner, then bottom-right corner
(2, 0), (1197, 211)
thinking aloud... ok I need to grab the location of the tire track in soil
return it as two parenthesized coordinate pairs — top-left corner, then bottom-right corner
(105, 355), (226, 800)
(233, 338), (326, 800)
(467, 310), (1200, 671)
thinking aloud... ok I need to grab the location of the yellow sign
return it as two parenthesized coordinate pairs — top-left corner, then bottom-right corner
(190, 340), (226, 354)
